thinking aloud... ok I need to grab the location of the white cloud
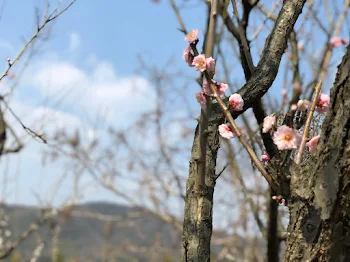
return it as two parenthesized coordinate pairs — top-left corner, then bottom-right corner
(25, 58), (155, 131)
(2, 44), (157, 205)
(69, 32), (81, 51)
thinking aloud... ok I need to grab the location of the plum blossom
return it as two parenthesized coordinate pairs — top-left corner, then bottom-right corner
(218, 123), (236, 139)
(316, 93), (330, 113)
(229, 93), (244, 111)
(202, 78), (212, 94)
(192, 54), (207, 72)
(273, 125), (301, 150)
(281, 88), (287, 96)
(183, 46), (194, 67)
(205, 57), (215, 72)
(202, 78), (216, 94)
(261, 154), (270, 162)
(297, 42), (304, 52)
(195, 91), (207, 109)
(218, 83), (228, 95)
(262, 115), (276, 133)
(185, 29), (199, 43)
(291, 104), (298, 111)
(203, 79), (227, 95)
(297, 100), (310, 111)
(306, 135), (320, 153)
(293, 82), (302, 93)
(272, 195), (286, 206)
(330, 36), (347, 48)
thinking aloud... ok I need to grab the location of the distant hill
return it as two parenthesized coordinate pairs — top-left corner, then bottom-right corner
(0, 202), (264, 262)
(1, 202), (181, 262)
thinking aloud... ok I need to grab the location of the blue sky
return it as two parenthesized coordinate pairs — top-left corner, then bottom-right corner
(0, 0), (348, 222)
(0, 0), (195, 75)
(0, 0), (209, 207)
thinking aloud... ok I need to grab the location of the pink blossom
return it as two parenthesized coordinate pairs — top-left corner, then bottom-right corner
(229, 93), (244, 111)
(202, 78), (211, 94)
(202, 78), (217, 94)
(195, 91), (207, 109)
(192, 54), (207, 72)
(291, 104), (298, 111)
(281, 88), (287, 97)
(297, 42), (304, 52)
(185, 29), (199, 44)
(297, 100), (310, 111)
(272, 195), (286, 205)
(306, 135), (320, 153)
(273, 125), (301, 150)
(293, 82), (302, 93)
(261, 154), (270, 162)
(205, 57), (215, 72)
(316, 93), (330, 113)
(330, 36), (347, 48)
(218, 123), (236, 139)
(5, 57), (10, 62)
(262, 115), (276, 133)
(203, 79), (226, 95)
(218, 83), (228, 95)
(183, 46), (194, 67)
(285, 50), (292, 58)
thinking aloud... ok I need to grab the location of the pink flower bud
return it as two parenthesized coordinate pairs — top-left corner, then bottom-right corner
(293, 82), (302, 93)
(217, 83), (228, 95)
(315, 93), (330, 113)
(205, 57), (215, 72)
(330, 36), (346, 48)
(262, 115), (276, 133)
(229, 93), (244, 111)
(306, 135), (320, 153)
(281, 88), (287, 97)
(261, 154), (270, 162)
(195, 91), (207, 109)
(297, 100), (310, 111)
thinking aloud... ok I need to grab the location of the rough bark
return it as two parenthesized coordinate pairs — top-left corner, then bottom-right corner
(285, 45), (350, 261)
(182, 1), (306, 261)
(181, 121), (220, 262)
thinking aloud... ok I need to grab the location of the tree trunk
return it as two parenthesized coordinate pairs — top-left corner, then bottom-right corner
(285, 45), (350, 261)
(181, 120), (220, 262)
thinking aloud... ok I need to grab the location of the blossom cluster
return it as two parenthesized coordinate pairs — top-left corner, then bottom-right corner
(183, 29), (329, 161)
(183, 29), (244, 112)
(258, 93), (329, 159)
(330, 36), (347, 48)
(221, 92), (329, 161)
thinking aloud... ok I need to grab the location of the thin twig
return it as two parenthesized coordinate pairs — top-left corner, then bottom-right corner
(0, 0), (76, 82)
(0, 97), (47, 143)
(295, 81), (322, 164)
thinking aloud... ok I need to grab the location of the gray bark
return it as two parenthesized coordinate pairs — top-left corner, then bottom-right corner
(285, 45), (350, 261)
(182, 1), (307, 261)
(181, 122), (220, 262)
